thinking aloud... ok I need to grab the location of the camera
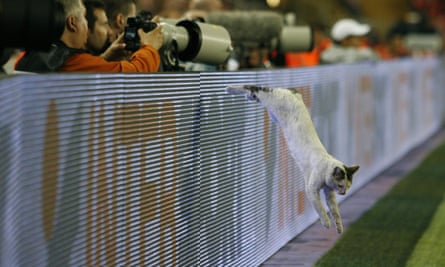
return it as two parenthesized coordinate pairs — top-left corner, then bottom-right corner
(205, 11), (313, 69)
(124, 12), (233, 70)
(0, 0), (65, 50)
(279, 26), (313, 52)
(159, 19), (232, 70)
(207, 11), (313, 53)
(124, 11), (158, 51)
(403, 33), (443, 54)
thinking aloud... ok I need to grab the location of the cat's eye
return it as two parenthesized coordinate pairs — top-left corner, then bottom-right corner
(336, 175), (345, 181)
(333, 167), (345, 178)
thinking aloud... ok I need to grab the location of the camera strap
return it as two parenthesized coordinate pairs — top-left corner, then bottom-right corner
(16, 41), (84, 73)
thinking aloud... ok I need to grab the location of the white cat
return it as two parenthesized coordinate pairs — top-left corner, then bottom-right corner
(226, 85), (359, 234)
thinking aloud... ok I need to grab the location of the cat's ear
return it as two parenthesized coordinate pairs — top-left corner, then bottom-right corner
(345, 165), (360, 176)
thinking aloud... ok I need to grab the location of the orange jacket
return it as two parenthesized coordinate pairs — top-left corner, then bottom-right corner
(60, 45), (160, 72)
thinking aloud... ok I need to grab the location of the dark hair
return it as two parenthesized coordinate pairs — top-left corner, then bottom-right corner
(104, 0), (135, 27)
(0, 0), (65, 49)
(84, 0), (106, 30)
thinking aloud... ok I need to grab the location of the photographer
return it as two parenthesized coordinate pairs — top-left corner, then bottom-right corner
(15, 0), (163, 73)
(104, 0), (137, 42)
(83, 0), (131, 61)
(320, 18), (379, 64)
(84, 0), (113, 56)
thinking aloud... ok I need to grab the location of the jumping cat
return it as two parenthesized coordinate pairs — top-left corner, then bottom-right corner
(226, 85), (359, 234)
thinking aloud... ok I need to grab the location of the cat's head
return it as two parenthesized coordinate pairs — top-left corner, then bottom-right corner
(329, 165), (360, 195)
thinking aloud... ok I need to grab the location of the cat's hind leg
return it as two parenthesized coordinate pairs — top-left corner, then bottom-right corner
(324, 187), (343, 234)
(306, 186), (331, 229)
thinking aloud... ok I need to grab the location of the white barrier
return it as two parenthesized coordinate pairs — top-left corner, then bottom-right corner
(0, 58), (443, 266)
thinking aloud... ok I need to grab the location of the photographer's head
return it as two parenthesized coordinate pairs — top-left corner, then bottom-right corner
(58, 0), (89, 49)
(331, 18), (370, 47)
(84, 0), (113, 55)
(104, 0), (137, 42)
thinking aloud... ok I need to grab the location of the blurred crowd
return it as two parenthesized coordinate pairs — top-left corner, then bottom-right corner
(1, 0), (444, 74)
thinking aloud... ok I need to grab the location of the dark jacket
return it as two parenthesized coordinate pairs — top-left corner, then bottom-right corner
(15, 41), (83, 72)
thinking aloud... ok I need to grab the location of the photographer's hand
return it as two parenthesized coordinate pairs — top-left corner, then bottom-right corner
(139, 23), (163, 50)
(101, 33), (132, 61)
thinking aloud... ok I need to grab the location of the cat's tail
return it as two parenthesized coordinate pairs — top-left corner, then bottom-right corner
(226, 85), (271, 101)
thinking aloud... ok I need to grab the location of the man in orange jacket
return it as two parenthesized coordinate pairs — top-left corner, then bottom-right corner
(15, 0), (162, 73)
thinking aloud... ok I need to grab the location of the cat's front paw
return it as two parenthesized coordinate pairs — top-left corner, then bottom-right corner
(335, 222), (344, 234)
(320, 215), (331, 229)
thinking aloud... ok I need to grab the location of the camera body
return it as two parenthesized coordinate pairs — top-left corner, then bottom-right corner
(124, 11), (157, 51)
